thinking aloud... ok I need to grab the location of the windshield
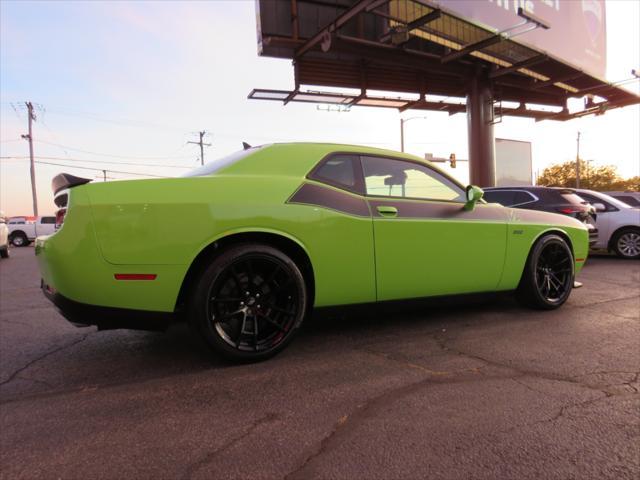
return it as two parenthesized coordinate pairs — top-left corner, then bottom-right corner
(181, 147), (262, 177)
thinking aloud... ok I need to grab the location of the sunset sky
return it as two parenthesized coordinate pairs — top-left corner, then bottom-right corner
(1, 0), (639, 216)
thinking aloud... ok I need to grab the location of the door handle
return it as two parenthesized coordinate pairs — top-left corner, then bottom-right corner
(376, 205), (398, 217)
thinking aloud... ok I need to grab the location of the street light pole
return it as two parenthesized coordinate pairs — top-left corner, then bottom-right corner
(399, 116), (427, 153)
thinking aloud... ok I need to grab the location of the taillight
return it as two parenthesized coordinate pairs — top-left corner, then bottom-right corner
(55, 208), (66, 230)
(556, 207), (581, 214)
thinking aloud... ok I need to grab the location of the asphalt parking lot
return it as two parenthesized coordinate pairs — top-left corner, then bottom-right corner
(0, 247), (638, 479)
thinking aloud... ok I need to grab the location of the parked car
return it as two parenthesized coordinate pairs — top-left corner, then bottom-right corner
(37, 143), (589, 361)
(483, 186), (598, 246)
(576, 189), (640, 259)
(604, 191), (640, 207)
(0, 212), (9, 259)
(8, 215), (56, 247)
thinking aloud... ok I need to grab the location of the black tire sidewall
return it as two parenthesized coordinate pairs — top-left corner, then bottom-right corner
(11, 234), (26, 247)
(519, 234), (574, 309)
(612, 228), (640, 259)
(189, 244), (307, 362)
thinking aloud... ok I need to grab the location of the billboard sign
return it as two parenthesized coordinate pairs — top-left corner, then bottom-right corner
(438, 0), (606, 79)
(495, 138), (533, 187)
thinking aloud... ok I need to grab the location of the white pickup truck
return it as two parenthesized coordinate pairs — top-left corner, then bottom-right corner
(8, 216), (56, 247)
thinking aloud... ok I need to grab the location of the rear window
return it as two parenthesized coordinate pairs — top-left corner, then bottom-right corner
(182, 147), (263, 177)
(41, 217), (56, 224)
(559, 192), (587, 205)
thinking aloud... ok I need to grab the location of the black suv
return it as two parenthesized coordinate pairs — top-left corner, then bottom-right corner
(483, 186), (598, 245)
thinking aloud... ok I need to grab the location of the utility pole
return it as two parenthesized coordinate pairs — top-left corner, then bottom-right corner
(575, 131), (581, 189)
(21, 102), (38, 216)
(188, 131), (211, 166)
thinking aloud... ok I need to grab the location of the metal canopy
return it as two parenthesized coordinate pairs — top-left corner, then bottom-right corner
(251, 0), (640, 121)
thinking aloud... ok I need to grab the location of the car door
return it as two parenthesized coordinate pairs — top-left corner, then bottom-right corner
(289, 153), (377, 306)
(361, 155), (508, 301)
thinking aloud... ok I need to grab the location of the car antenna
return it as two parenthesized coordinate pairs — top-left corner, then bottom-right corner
(242, 142), (251, 150)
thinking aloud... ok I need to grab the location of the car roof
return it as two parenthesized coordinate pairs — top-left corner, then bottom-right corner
(484, 186), (577, 193)
(213, 142), (458, 183)
(264, 142), (427, 162)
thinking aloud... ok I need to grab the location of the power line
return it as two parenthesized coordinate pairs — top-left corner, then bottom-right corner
(1, 155), (190, 169)
(34, 139), (193, 160)
(41, 106), (189, 133)
(33, 160), (168, 177)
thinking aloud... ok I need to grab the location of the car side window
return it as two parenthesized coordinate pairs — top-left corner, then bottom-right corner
(41, 217), (56, 224)
(361, 156), (465, 202)
(309, 154), (361, 193)
(512, 191), (536, 206)
(614, 195), (640, 207)
(483, 190), (516, 206)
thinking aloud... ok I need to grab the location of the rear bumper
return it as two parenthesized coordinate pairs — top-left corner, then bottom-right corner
(41, 279), (176, 331)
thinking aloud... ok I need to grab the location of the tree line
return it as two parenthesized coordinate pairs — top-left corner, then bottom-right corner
(537, 159), (639, 191)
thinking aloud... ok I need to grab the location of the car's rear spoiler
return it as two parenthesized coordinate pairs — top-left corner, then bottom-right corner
(52, 173), (92, 195)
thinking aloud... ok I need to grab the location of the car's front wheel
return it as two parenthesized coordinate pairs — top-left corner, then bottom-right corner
(189, 244), (308, 361)
(517, 234), (574, 309)
(611, 228), (640, 259)
(10, 233), (28, 247)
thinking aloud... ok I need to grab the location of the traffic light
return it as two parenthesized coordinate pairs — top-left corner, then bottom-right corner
(449, 153), (456, 168)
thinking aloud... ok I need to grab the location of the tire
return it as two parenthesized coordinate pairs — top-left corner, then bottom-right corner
(10, 233), (28, 247)
(517, 234), (574, 310)
(611, 228), (640, 259)
(0, 246), (8, 259)
(188, 243), (308, 362)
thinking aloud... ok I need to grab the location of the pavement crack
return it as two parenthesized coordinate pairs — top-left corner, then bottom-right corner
(284, 373), (487, 480)
(509, 377), (553, 398)
(574, 294), (639, 310)
(430, 332), (629, 398)
(0, 334), (90, 388)
(180, 413), (278, 480)
(15, 375), (54, 389)
(357, 347), (455, 376)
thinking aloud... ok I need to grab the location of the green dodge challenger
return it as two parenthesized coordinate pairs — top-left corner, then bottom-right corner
(37, 143), (589, 360)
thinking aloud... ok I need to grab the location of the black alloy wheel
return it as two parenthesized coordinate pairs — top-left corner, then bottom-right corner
(517, 234), (574, 309)
(534, 242), (573, 303)
(190, 244), (307, 361)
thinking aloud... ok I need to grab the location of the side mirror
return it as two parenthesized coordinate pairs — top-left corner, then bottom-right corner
(592, 202), (606, 212)
(464, 185), (484, 211)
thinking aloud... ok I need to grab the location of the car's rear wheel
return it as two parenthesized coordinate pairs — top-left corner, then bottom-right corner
(611, 228), (640, 259)
(189, 244), (307, 361)
(10, 233), (28, 247)
(517, 234), (574, 310)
